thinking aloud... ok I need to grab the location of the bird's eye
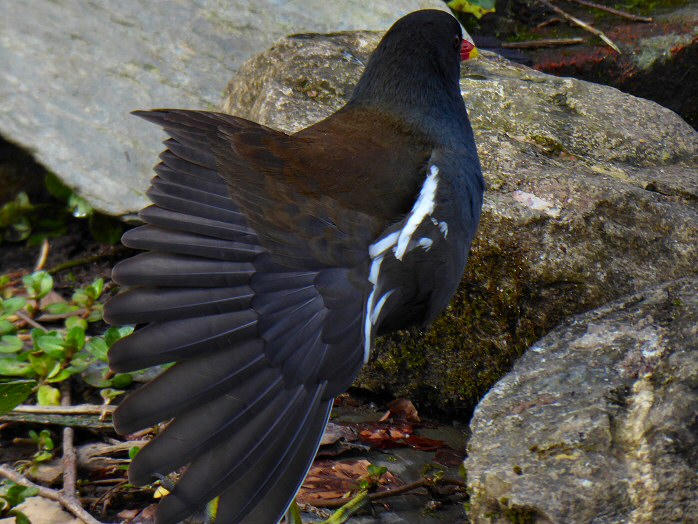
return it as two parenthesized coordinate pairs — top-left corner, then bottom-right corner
(453, 35), (461, 51)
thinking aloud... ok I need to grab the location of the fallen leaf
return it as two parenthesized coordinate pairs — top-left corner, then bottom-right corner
(298, 459), (401, 505)
(403, 435), (448, 452)
(387, 399), (421, 422)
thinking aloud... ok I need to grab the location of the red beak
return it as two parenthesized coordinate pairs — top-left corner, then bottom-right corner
(460, 39), (479, 61)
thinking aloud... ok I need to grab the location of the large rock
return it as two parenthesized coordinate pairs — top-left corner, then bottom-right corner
(0, 0), (447, 216)
(222, 32), (698, 411)
(464, 277), (698, 523)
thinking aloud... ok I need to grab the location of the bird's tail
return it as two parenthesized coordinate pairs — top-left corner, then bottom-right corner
(104, 111), (340, 523)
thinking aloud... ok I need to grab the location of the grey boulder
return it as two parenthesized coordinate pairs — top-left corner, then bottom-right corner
(0, 0), (447, 216)
(465, 277), (698, 524)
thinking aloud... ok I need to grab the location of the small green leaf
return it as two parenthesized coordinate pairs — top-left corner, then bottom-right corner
(45, 303), (78, 315)
(100, 388), (125, 403)
(71, 290), (90, 307)
(286, 500), (303, 524)
(0, 319), (16, 336)
(65, 316), (87, 330)
(66, 326), (86, 352)
(87, 278), (104, 299)
(86, 306), (103, 322)
(40, 430), (55, 451)
(447, 0), (496, 18)
(0, 358), (34, 377)
(46, 369), (72, 383)
(1, 480), (39, 509)
(128, 446), (140, 460)
(33, 450), (53, 462)
(104, 326), (134, 348)
(44, 173), (73, 201)
(0, 336), (23, 354)
(27, 353), (56, 378)
(37, 385), (61, 406)
(35, 335), (66, 359)
(0, 380), (36, 415)
(22, 271), (53, 300)
(110, 373), (132, 389)
(85, 337), (108, 362)
(1, 297), (26, 315)
(367, 464), (387, 478)
(68, 193), (93, 218)
(10, 509), (32, 524)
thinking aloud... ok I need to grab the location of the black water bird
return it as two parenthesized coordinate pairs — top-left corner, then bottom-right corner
(105, 9), (484, 523)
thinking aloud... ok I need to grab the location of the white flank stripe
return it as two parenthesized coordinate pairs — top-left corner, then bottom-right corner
(364, 256), (385, 362)
(438, 221), (448, 237)
(394, 165), (439, 260)
(418, 237), (433, 251)
(364, 289), (376, 362)
(370, 290), (395, 325)
(368, 231), (399, 258)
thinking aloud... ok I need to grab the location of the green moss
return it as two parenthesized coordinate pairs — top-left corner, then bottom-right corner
(613, 0), (690, 17)
(529, 134), (565, 156)
(502, 505), (537, 524)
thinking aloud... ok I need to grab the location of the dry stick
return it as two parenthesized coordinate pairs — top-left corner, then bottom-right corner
(61, 382), (77, 500)
(502, 38), (585, 49)
(47, 246), (127, 275)
(13, 404), (115, 415)
(35, 238), (50, 271)
(0, 465), (103, 524)
(537, 0), (621, 53)
(566, 0), (653, 22)
(14, 310), (47, 332)
(312, 477), (468, 509)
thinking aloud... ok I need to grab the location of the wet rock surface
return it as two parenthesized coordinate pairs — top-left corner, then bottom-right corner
(465, 276), (698, 524)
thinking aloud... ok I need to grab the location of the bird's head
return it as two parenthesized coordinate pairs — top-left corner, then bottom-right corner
(350, 10), (478, 111)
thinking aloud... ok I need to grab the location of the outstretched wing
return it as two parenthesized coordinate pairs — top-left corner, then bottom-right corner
(105, 110), (378, 523)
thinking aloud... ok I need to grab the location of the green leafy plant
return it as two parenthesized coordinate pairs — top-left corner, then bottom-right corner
(28, 429), (55, 463)
(0, 480), (38, 524)
(0, 173), (123, 246)
(448, 0), (496, 19)
(0, 271), (133, 406)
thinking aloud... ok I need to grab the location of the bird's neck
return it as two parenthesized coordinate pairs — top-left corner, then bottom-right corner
(347, 66), (472, 148)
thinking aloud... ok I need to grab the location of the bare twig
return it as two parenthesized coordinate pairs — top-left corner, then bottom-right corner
(13, 404), (115, 415)
(320, 490), (370, 523)
(47, 246), (126, 275)
(536, 17), (564, 29)
(537, 0), (621, 53)
(311, 476), (468, 509)
(61, 383), (77, 499)
(566, 0), (653, 22)
(502, 38), (585, 49)
(14, 310), (47, 332)
(35, 239), (50, 271)
(0, 464), (103, 524)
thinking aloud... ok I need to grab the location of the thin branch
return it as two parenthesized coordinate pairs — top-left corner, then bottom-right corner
(14, 310), (47, 332)
(35, 239), (50, 271)
(502, 38), (585, 49)
(61, 382), (77, 499)
(0, 464), (103, 524)
(46, 246), (126, 275)
(320, 490), (370, 523)
(537, 0), (621, 53)
(566, 0), (653, 22)
(311, 477), (468, 509)
(536, 17), (564, 29)
(13, 404), (115, 415)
